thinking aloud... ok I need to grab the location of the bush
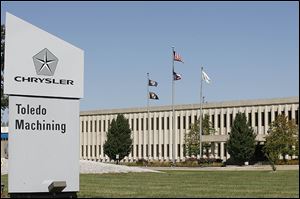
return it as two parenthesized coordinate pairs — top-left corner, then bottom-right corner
(249, 144), (268, 164)
(198, 158), (223, 165)
(136, 158), (148, 166)
(277, 159), (299, 165)
(148, 161), (172, 167)
(224, 157), (240, 165)
(175, 160), (198, 167)
(123, 157), (226, 167)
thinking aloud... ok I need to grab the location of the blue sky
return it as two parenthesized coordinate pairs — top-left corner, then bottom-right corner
(1, 1), (299, 114)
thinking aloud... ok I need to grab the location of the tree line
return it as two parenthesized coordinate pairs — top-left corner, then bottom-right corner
(102, 112), (298, 171)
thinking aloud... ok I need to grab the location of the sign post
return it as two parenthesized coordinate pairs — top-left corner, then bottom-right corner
(4, 12), (84, 197)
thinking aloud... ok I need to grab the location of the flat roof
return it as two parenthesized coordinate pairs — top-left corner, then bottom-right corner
(80, 96), (299, 116)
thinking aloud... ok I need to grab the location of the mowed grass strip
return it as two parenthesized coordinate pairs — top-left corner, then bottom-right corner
(78, 170), (299, 198)
(1, 170), (299, 198)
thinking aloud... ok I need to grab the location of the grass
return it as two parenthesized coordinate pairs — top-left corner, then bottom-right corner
(1, 170), (299, 198)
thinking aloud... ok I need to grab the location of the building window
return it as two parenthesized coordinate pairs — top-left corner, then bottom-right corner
(183, 116), (186, 129)
(86, 145), (88, 157)
(177, 116), (181, 129)
(136, 145), (139, 157)
(99, 145), (101, 155)
(146, 119), (149, 130)
(86, 121), (88, 132)
(255, 112), (258, 127)
(131, 145), (133, 156)
(218, 143), (221, 157)
(218, 114), (221, 128)
(167, 144), (170, 157)
(81, 145), (84, 157)
(90, 121), (93, 132)
(281, 111), (285, 116)
(136, 118), (139, 131)
(156, 144), (159, 157)
(131, 119), (134, 131)
(224, 114), (227, 127)
(261, 112), (265, 126)
(275, 111), (278, 119)
(94, 120), (97, 132)
(135, 144), (139, 157)
(151, 144), (154, 157)
(81, 121), (84, 132)
(94, 145), (97, 157)
(156, 117), (159, 130)
(141, 118), (144, 130)
(194, 116), (198, 123)
(248, 113), (251, 126)
(162, 145), (165, 157)
(288, 111), (292, 121)
(146, 144), (149, 157)
(151, 118), (154, 130)
(167, 117), (170, 130)
(177, 144), (180, 157)
(161, 117), (164, 130)
(189, 116), (192, 129)
(104, 120), (106, 131)
(141, 145), (143, 157)
(90, 146), (92, 157)
(268, 112), (271, 125)
(230, 114), (233, 127)
(212, 115), (215, 127)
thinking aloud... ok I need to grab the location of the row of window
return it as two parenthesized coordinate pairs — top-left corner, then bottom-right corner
(81, 110), (299, 133)
(81, 144), (180, 158)
(81, 143), (228, 158)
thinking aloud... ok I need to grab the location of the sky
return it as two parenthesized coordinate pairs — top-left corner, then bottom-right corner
(1, 1), (299, 117)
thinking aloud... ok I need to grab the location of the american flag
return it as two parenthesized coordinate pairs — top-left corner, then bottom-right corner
(173, 50), (184, 63)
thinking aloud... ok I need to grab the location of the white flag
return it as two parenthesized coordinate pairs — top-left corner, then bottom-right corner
(202, 70), (211, 84)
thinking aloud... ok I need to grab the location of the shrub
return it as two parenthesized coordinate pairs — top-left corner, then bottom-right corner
(136, 158), (148, 166)
(224, 157), (239, 165)
(148, 161), (172, 167)
(249, 144), (268, 165)
(277, 159), (299, 165)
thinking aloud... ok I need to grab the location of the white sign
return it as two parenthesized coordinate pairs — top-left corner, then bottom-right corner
(8, 96), (79, 193)
(4, 12), (84, 99)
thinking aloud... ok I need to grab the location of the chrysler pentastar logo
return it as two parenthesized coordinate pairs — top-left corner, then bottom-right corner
(33, 48), (58, 76)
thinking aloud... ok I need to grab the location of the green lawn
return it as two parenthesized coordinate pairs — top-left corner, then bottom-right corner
(1, 170), (299, 198)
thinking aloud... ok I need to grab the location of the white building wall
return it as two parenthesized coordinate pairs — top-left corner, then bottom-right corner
(79, 98), (299, 162)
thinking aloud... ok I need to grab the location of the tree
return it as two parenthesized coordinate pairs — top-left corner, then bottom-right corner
(184, 114), (215, 157)
(1, 24), (8, 112)
(103, 114), (133, 162)
(227, 112), (256, 165)
(263, 114), (298, 171)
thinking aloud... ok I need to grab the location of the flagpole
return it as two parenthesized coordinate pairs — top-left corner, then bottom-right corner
(147, 72), (150, 160)
(172, 46), (176, 165)
(199, 67), (203, 159)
